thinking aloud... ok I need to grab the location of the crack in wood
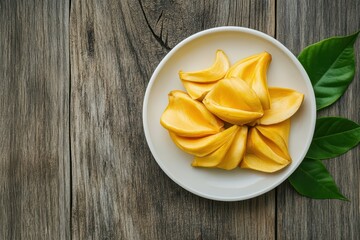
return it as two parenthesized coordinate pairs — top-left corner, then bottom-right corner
(156, 10), (163, 25)
(137, 0), (171, 51)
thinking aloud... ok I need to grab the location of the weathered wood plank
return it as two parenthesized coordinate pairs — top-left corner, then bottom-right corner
(276, 1), (360, 239)
(70, 0), (275, 239)
(0, 0), (70, 239)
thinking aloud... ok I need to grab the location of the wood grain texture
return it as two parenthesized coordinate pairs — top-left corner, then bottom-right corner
(276, 0), (360, 239)
(70, 0), (275, 239)
(0, 0), (70, 239)
(4, 0), (359, 239)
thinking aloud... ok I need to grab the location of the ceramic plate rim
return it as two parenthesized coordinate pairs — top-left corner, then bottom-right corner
(142, 26), (316, 201)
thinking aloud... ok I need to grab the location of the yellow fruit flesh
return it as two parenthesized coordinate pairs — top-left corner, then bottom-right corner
(226, 54), (260, 80)
(216, 126), (248, 170)
(169, 125), (238, 157)
(259, 88), (304, 125)
(226, 52), (272, 110)
(256, 119), (290, 144)
(192, 126), (239, 167)
(256, 119), (291, 159)
(240, 127), (291, 172)
(181, 80), (217, 100)
(179, 50), (230, 83)
(241, 154), (288, 173)
(160, 90), (224, 137)
(203, 78), (263, 125)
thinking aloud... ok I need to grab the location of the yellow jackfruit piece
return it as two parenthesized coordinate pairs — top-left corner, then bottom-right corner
(240, 127), (291, 172)
(169, 125), (238, 157)
(181, 80), (217, 100)
(226, 52), (272, 110)
(203, 78), (264, 125)
(225, 54), (260, 79)
(160, 90), (224, 137)
(240, 154), (288, 173)
(179, 50), (230, 83)
(259, 88), (304, 125)
(255, 119), (291, 160)
(216, 125), (248, 170)
(256, 119), (290, 148)
(192, 126), (239, 167)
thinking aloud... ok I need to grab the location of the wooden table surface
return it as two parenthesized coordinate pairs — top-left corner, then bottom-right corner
(1, 1), (360, 239)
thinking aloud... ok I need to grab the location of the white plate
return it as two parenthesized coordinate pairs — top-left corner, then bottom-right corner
(143, 27), (316, 201)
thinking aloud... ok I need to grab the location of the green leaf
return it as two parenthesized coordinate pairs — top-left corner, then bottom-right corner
(306, 117), (360, 160)
(289, 158), (348, 200)
(298, 31), (359, 110)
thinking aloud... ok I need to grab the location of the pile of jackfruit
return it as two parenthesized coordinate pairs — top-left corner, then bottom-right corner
(160, 50), (304, 173)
